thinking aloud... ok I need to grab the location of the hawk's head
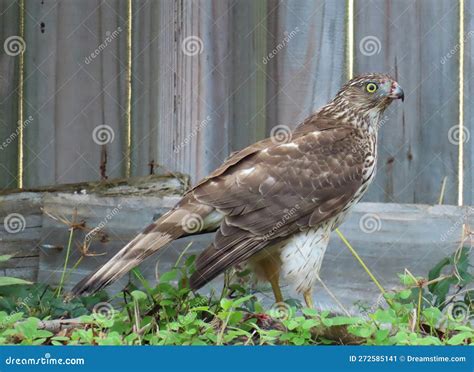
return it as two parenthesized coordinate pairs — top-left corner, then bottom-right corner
(336, 73), (404, 113)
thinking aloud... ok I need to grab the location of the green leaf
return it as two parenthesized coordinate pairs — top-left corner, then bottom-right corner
(231, 294), (254, 308)
(130, 290), (148, 302)
(0, 277), (32, 287)
(0, 255), (12, 263)
(159, 269), (178, 283)
(182, 312), (197, 325)
(428, 256), (450, 290)
(422, 307), (442, 326)
(301, 319), (319, 330)
(348, 324), (374, 338)
(373, 309), (396, 323)
(185, 255), (196, 268)
(292, 337), (305, 345)
(398, 289), (412, 299)
(447, 332), (473, 345)
(329, 316), (363, 326)
(374, 329), (390, 342)
(51, 336), (70, 341)
(228, 311), (243, 325)
(285, 319), (299, 330)
(302, 308), (318, 317)
(399, 274), (417, 286)
(418, 336), (443, 345)
(220, 298), (233, 311)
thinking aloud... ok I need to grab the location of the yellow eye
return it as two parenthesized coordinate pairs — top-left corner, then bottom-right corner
(366, 83), (378, 93)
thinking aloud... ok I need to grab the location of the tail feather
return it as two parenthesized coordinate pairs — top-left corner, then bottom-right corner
(71, 202), (215, 297)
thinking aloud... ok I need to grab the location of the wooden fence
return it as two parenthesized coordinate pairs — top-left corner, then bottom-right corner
(0, 0), (472, 206)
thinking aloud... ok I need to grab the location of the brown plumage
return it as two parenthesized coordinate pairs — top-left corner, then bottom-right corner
(72, 73), (404, 306)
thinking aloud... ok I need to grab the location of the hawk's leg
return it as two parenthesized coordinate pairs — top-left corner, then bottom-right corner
(303, 289), (314, 308)
(256, 256), (283, 303)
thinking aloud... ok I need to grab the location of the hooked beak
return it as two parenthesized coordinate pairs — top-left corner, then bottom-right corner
(388, 83), (404, 102)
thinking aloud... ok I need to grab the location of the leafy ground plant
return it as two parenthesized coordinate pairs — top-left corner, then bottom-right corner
(0, 248), (472, 345)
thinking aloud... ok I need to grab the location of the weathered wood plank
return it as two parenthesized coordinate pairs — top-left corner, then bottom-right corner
(38, 196), (473, 312)
(354, 0), (460, 205)
(0, 192), (43, 281)
(230, 0), (268, 151)
(38, 192), (203, 294)
(23, 0), (127, 186)
(321, 203), (473, 310)
(23, 0), (59, 187)
(265, 0), (347, 128)
(0, 175), (186, 282)
(0, 0), (20, 189)
(131, 0), (233, 183)
(130, 0), (160, 177)
(465, 0), (474, 205)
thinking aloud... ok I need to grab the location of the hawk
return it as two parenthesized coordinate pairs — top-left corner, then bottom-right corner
(72, 73), (404, 307)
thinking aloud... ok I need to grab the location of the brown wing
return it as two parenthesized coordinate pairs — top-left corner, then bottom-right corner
(189, 124), (367, 288)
